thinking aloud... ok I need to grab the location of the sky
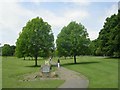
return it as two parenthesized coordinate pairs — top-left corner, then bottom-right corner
(0, 0), (119, 46)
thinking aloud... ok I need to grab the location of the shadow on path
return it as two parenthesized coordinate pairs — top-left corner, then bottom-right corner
(104, 57), (120, 59)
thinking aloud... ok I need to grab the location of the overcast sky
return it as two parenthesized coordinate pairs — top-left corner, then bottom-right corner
(0, 0), (119, 46)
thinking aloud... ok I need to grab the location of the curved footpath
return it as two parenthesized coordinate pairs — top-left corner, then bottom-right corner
(56, 67), (89, 88)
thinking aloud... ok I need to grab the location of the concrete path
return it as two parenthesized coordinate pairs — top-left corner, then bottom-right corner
(56, 67), (89, 88)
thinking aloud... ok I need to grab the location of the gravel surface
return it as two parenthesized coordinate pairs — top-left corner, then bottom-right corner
(56, 67), (89, 88)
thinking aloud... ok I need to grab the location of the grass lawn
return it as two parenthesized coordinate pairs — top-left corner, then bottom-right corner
(0, 57), (2, 89)
(2, 56), (118, 88)
(58, 56), (118, 88)
(2, 57), (64, 88)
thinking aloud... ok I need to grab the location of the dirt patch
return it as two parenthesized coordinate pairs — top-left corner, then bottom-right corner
(19, 71), (60, 82)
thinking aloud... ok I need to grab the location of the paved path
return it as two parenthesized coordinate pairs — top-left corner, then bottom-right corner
(56, 67), (89, 88)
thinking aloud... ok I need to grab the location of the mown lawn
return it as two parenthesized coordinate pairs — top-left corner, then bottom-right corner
(2, 57), (64, 88)
(0, 57), (2, 89)
(2, 56), (118, 88)
(59, 56), (118, 88)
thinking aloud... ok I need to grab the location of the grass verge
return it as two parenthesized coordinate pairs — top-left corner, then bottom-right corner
(58, 56), (118, 88)
(2, 57), (64, 88)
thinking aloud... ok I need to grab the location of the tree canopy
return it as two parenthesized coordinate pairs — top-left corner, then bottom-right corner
(15, 17), (54, 66)
(56, 21), (90, 63)
(94, 10), (120, 57)
(2, 44), (16, 56)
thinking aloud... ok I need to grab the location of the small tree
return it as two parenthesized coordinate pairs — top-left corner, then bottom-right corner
(15, 17), (54, 66)
(2, 44), (11, 56)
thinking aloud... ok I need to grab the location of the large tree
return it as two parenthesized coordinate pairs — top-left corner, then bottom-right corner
(56, 21), (90, 64)
(96, 10), (120, 57)
(15, 17), (54, 66)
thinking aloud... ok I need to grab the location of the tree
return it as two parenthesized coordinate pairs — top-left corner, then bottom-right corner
(15, 31), (30, 59)
(56, 21), (90, 64)
(2, 44), (16, 56)
(2, 44), (11, 56)
(15, 17), (54, 66)
(10, 45), (16, 56)
(96, 10), (120, 57)
(88, 39), (98, 55)
(108, 10), (120, 57)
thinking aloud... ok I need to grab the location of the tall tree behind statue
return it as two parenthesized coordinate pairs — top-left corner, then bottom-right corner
(15, 17), (54, 66)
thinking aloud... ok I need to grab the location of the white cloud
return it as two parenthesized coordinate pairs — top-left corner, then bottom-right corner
(89, 3), (118, 40)
(0, 2), (36, 45)
(99, 3), (118, 26)
(64, 9), (89, 20)
(1, 1), (117, 46)
(105, 4), (118, 19)
(87, 27), (99, 40)
(19, 0), (119, 2)
(35, 6), (89, 43)
(0, 2), (90, 45)
(0, 0), (119, 3)
(46, 9), (89, 29)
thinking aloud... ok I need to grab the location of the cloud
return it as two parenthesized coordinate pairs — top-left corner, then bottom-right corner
(106, 4), (118, 16)
(88, 3), (118, 40)
(0, 2), (35, 45)
(35, 6), (89, 44)
(1, 1), (117, 46)
(46, 9), (89, 28)
(99, 3), (118, 26)
(64, 9), (89, 20)
(88, 30), (99, 40)
(0, 2), (90, 45)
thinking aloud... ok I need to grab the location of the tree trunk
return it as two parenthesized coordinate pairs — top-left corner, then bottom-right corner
(35, 55), (38, 66)
(24, 56), (25, 60)
(74, 54), (77, 64)
(65, 57), (66, 59)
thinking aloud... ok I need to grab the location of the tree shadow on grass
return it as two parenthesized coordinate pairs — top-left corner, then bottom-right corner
(103, 57), (120, 59)
(61, 61), (100, 66)
(51, 64), (57, 68)
(24, 65), (41, 68)
(23, 58), (44, 61)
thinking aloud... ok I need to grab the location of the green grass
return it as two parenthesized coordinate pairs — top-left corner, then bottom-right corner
(0, 56), (2, 89)
(2, 57), (64, 88)
(2, 56), (118, 88)
(58, 56), (118, 88)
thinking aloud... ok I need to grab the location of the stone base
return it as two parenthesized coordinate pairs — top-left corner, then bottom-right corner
(39, 71), (58, 78)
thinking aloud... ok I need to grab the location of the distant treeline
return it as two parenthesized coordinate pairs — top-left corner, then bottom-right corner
(0, 44), (16, 56)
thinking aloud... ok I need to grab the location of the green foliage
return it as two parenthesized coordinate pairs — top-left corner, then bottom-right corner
(88, 39), (97, 55)
(10, 45), (16, 56)
(95, 10), (120, 57)
(15, 17), (54, 66)
(56, 21), (90, 63)
(2, 44), (16, 56)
